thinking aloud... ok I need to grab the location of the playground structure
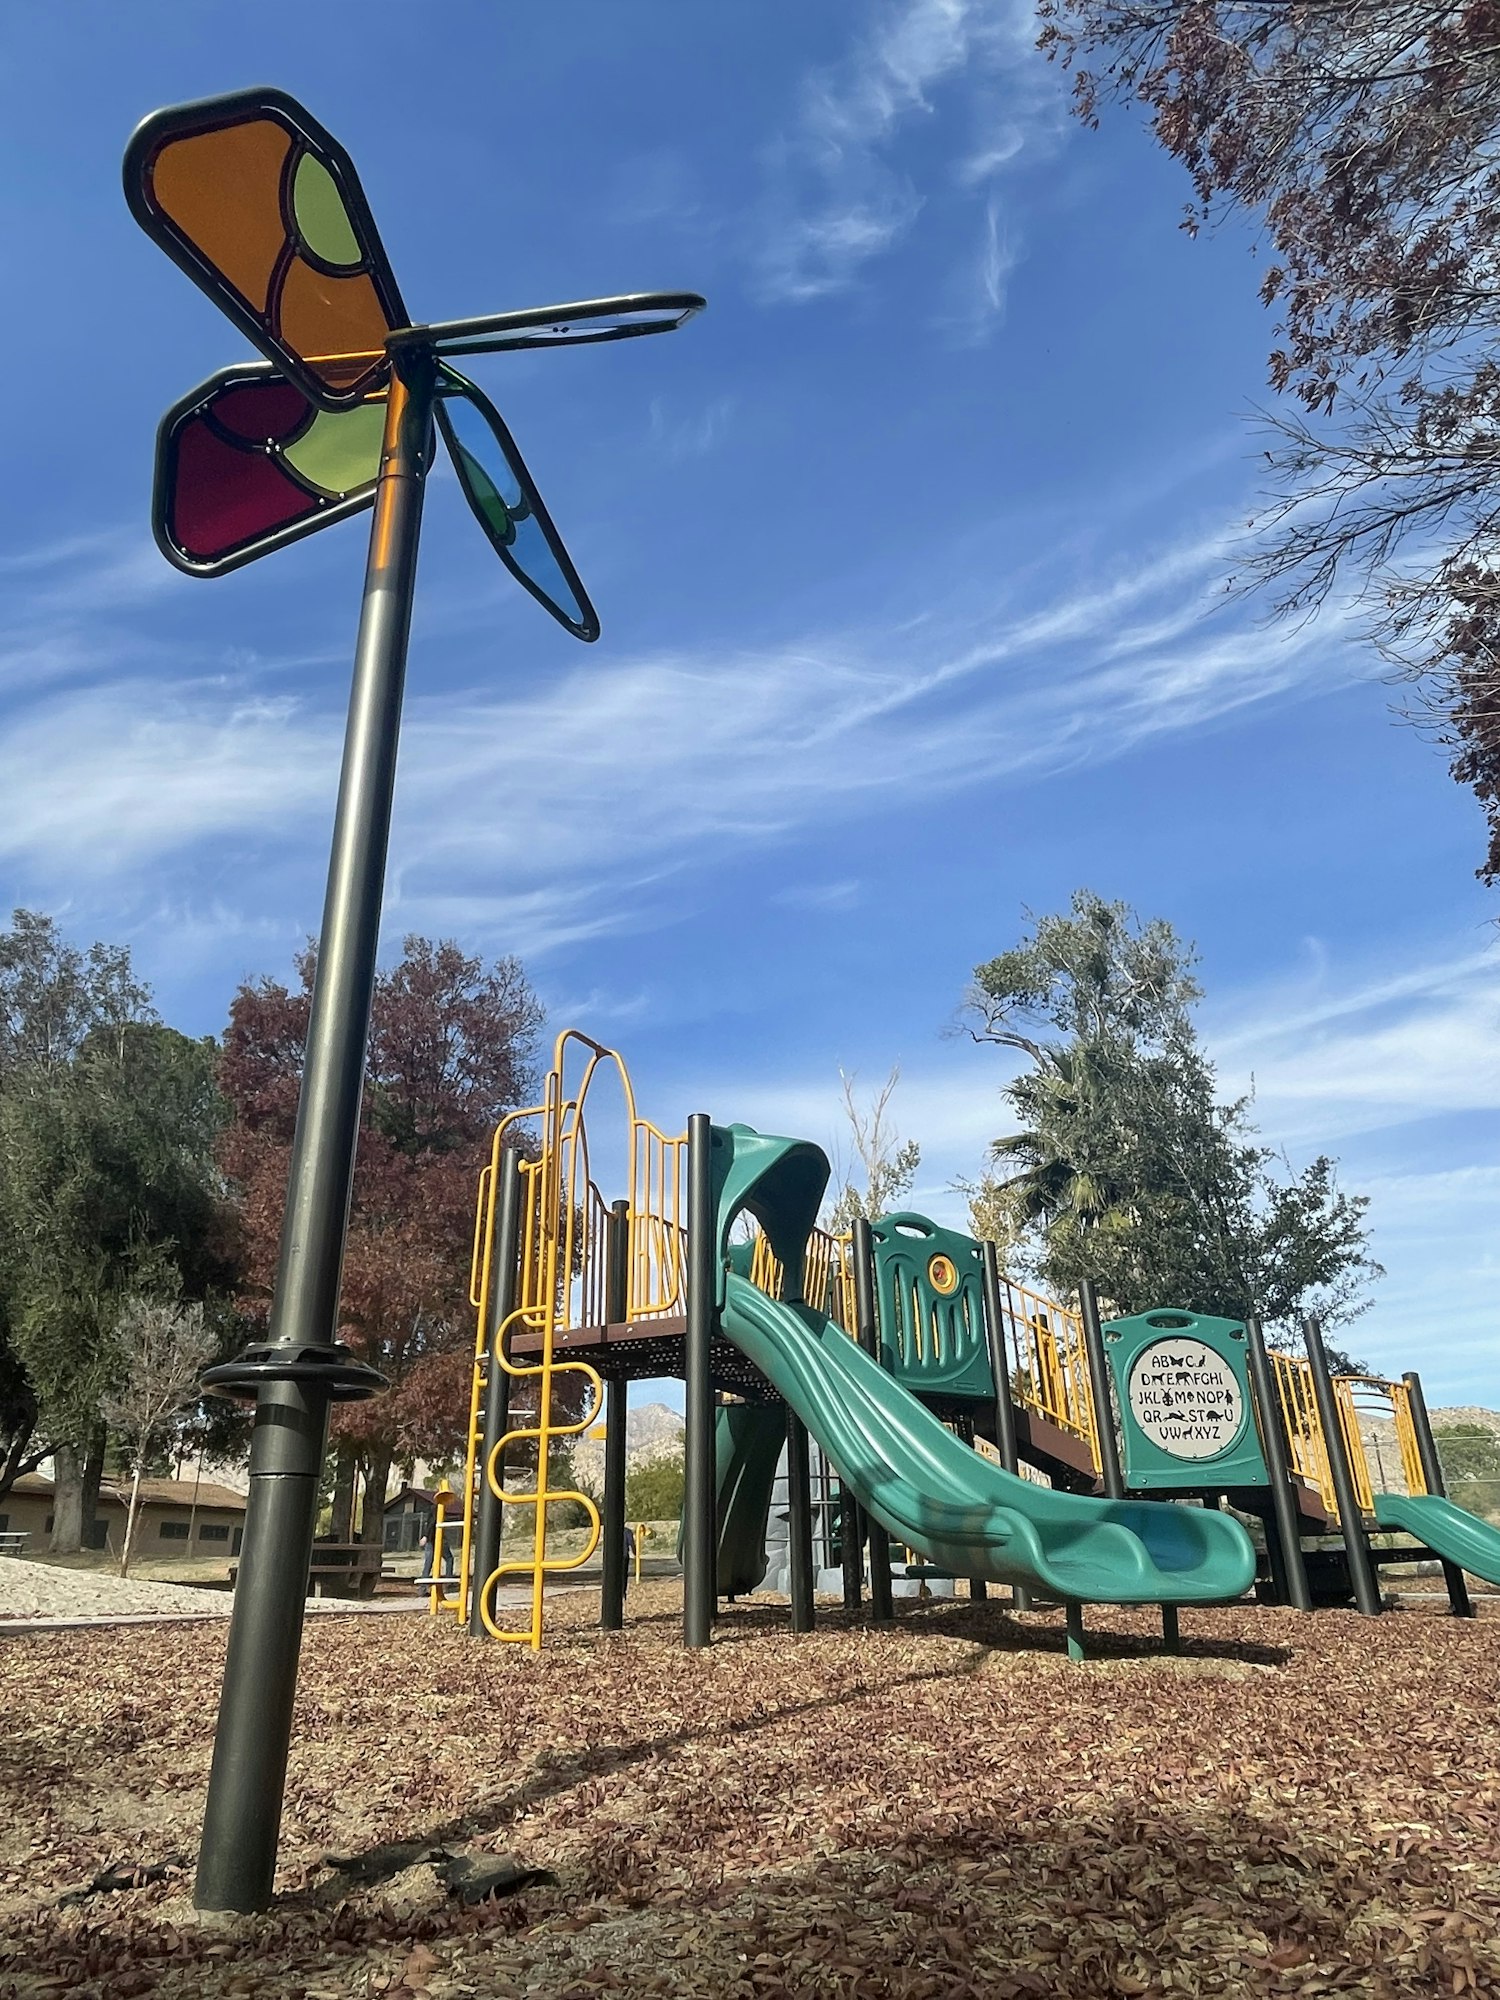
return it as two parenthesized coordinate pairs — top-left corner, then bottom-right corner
(440, 1030), (1500, 1655)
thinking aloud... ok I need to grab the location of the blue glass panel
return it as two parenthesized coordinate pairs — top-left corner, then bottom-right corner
(435, 367), (599, 642)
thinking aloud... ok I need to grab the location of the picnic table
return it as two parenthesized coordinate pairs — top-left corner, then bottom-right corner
(0, 1531), (28, 1557)
(228, 1540), (386, 1599)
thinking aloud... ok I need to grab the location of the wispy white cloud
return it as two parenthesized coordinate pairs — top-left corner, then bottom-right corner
(0, 508), (1367, 959)
(1210, 945), (1500, 1145)
(754, 0), (1056, 309)
(647, 394), (736, 460)
(772, 879), (864, 913)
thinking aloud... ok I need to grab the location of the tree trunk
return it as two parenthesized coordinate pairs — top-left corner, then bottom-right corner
(358, 1445), (393, 1547)
(329, 1439), (357, 1543)
(50, 1441), (85, 1554)
(120, 1458), (145, 1577)
(82, 1427), (105, 1551)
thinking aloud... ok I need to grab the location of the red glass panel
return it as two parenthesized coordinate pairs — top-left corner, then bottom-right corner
(210, 380), (313, 445)
(169, 419), (320, 562)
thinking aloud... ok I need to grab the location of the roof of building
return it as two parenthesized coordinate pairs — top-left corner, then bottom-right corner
(7, 1473), (246, 1513)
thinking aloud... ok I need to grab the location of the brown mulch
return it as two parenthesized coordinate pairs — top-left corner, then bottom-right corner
(2, 1584), (1499, 1997)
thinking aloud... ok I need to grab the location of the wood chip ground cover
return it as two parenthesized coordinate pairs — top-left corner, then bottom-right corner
(2, 1587), (1498, 1996)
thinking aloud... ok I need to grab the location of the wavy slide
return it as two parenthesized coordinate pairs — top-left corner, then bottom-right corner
(721, 1272), (1256, 1605)
(1373, 1492), (1500, 1587)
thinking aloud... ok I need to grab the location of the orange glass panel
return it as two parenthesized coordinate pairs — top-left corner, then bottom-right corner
(277, 259), (392, 394)
(149, 119), (292, 315)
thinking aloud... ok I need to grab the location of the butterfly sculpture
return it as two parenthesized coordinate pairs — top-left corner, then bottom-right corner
(125, 86), (703, 637)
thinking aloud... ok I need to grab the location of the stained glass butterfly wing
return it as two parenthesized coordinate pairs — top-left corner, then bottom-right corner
(124, 87), (407, 409)
(435, 367), (600, 642)
(155, 364), (386, 576)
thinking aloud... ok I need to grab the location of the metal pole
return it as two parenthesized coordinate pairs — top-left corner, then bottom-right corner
(840, 1478), (864, 1611)
(1077, 1278), (1125, 1500)
(786, 1411), (815, 1632)
(469, 1147), (523, 1636)
(1244, 1315), (1312, 1612)
(683, 1114), (716, 1648)
(852, 1218), (893, 1621)
(1404, 1371), (1474, 1619)
(956, 1414), (987, 1599)
(194, 352), (435, 1913)
(980, 1243), (1028, 1613)
(1302, 1317), (1382, 1616)
(600, 1201), (630, 1631)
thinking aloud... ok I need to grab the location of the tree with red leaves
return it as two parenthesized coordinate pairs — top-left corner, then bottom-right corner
(219, 937), (544, 1542)
(1038, 1), (1500, 881)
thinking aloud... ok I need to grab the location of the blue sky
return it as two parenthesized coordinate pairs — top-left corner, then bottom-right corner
(2, 3), (1495, 1407)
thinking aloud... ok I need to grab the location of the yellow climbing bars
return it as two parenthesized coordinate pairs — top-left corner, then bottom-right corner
(453, 1030), (690, 1648)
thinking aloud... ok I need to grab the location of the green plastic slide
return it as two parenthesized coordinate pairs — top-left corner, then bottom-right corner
(714, 1404), (785, 1595)
(1373, 1491), (1500, 1587)
(720, 1272), (1256, 1606)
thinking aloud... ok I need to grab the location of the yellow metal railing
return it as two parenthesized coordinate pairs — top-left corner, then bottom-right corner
(998, 1278), (1101, 1471)
(747, 1225), (854, 1327)
(1271, 1354), (1427, 1520)
(1335, 1375), (1426, 1514)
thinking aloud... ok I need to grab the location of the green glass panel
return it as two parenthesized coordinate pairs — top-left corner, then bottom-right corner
(282, 402), (386, 496)
(452, 443), (513, 541)
(292, 151), (362, 268)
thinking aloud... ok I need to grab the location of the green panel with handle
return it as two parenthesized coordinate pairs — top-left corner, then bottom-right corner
(870, 1213), (994, 1402)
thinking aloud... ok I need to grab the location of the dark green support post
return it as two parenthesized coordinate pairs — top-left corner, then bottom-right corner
(852, 1217), (894, 1622)
(194, 353), (435, 1914)
(1161, 1603), (1180, 1654)
(683, 1114), (716, 1648)
(786, 1412), (815, 1633)
(1065, 1600), (1086, 1664)
(600, 1200), (630, 1631)
(469, 1146), (523, 1636)
(1404, 1371), (1475, 1619)
(956, 1414), (987, 1600)
(840, 1479), (864, 1612)
(1303, 1316), (1382, 1616)
(1078, 1278), (1125, 1499)
(1245, 1313), (1312, 1613)
(981, 1242), (1028, 1612)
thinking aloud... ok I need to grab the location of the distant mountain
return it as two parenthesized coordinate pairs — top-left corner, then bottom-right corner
(572, 1401), (684, 1490)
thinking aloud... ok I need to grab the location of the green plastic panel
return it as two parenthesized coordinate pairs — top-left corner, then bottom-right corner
(719, 1273), (1256, 1605)
(869, 1213), (994, 1401)
(1103, 1307), (1270, 1493)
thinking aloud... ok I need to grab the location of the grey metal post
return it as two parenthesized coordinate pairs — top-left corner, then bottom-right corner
(1404, 1371), (1474, 1618)
(1303, 1317), (1382, 1616)
(1244, 1315), (1312, 1612)
(980, 1243), (1027, 1612)
(852, 1218), (894, 1621)
(683, 1114), (717, 1647)
(469, 1146), (523, 1635)
(1077, 1278), (1125, 1500)
(600, 1200), (630, 1630)
(194, 352), (435, 1913)
(786, 1412), (815, 1632)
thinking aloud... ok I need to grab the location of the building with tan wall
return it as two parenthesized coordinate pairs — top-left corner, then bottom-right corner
(0, 1474), (247, 1558)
